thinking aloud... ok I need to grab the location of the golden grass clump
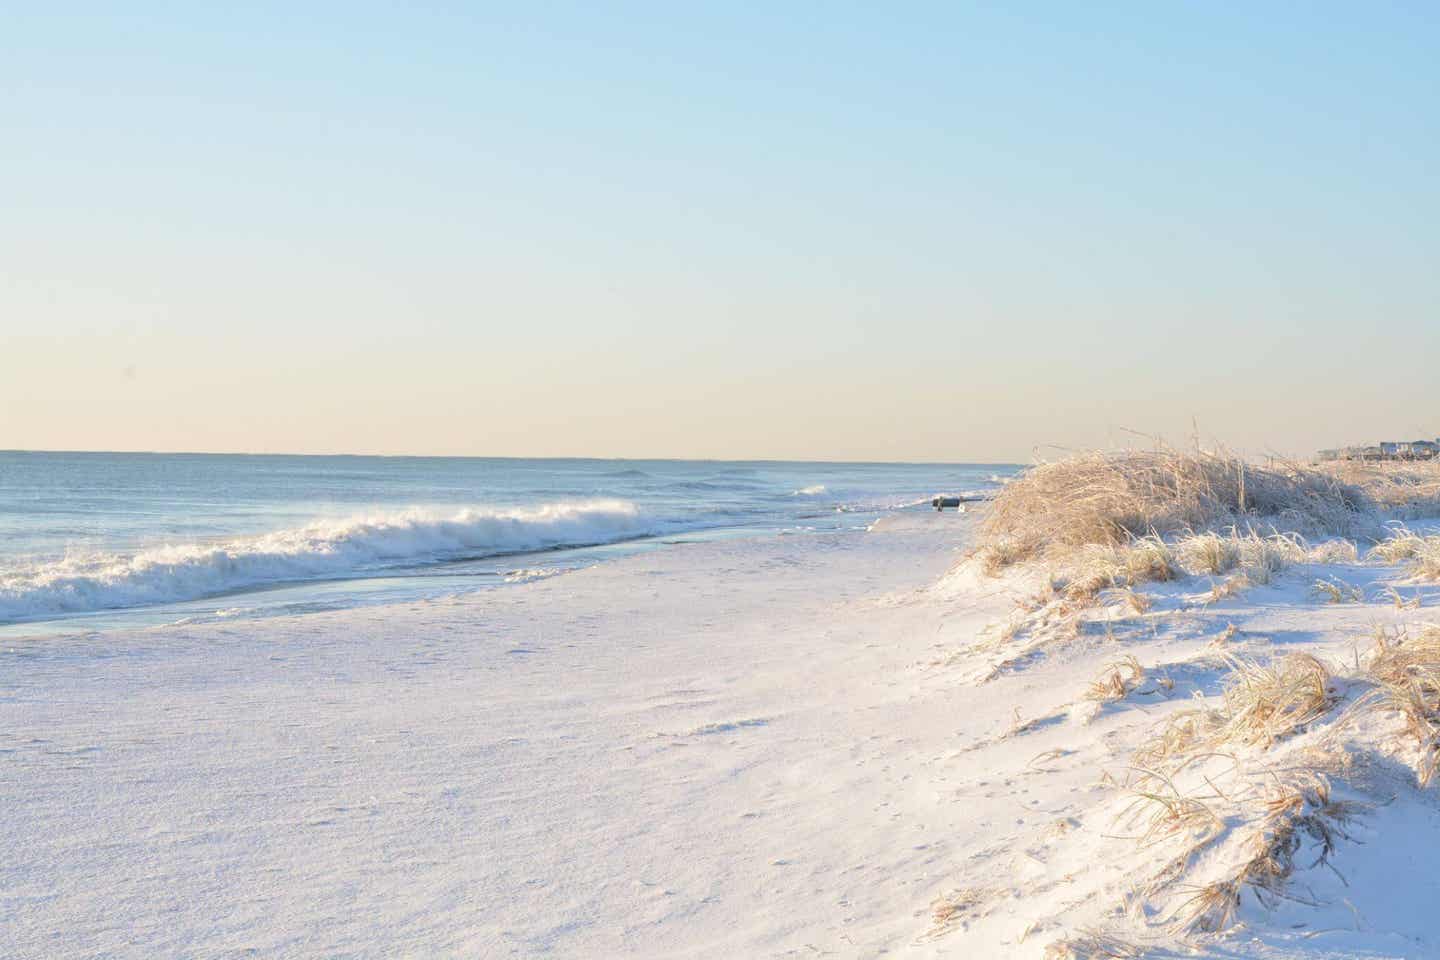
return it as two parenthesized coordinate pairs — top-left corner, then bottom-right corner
(1043, 931), (1146, 959)
(1170, 772), (1362, 935)
(1086, 656), (1145, 703)
(1132, 654), (1336, 776)
(1320, 459), (1440, 518)
(1177, 531), (1240, 575)
(1117, 587), (1152, 615)
(1215, 653), (1336, 749)
(1207, 574), (1251, 603)
(1365, 526), (1440, 578)
(1119, 650), (1368, 940)
(924, 887), (998, 939)
(1049, 537), (1177, 603)
(979, 536), (1031, 575)
(1123, 769), (1225, 847)
(1122, 536), (1177, 583)
(1370, 527), (1426, 563)
(1311, 577), (1363, 604)
(1171, 878), (1241, 934)
(1308, 538), (1359, 564)
(982, 449), (1371, 567)
(1405, 544), (1440, 581)
(1411, 543), (1440, 581)
(1369, 528), (1440, 580)
(1131, 709), (1219, 774)
(1362, 624), (1440, 787)
(1058, 546), (1126, 601)
(1235, 531), (1308, 584)
(1245, 774), (1363, 894)
(1383, 586), (1422, 610)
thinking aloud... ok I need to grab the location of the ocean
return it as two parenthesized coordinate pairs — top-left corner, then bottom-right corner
(0, 451), (1015, 637)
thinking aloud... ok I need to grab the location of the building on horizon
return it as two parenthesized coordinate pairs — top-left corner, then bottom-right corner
(1318, 439), (1440, 462)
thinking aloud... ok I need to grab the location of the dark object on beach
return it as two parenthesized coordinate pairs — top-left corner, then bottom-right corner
(932, 496), (965, 511)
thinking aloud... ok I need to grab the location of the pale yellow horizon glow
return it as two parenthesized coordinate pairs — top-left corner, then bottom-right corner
(6, 318), (1434, 464)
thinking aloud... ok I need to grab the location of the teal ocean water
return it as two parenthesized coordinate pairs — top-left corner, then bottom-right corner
(0, 452), (1015, 635)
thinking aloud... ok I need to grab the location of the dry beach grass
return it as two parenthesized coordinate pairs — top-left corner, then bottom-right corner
(1319, 459), (1440, 518)
(980, 448), (1372, 568)
(973, 449), (1380, 623)
(942, 446), (1440, 954)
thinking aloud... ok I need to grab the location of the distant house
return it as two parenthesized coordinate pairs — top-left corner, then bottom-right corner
(1383, 440), (1440, 460)
(1319, 439), (1440, 462)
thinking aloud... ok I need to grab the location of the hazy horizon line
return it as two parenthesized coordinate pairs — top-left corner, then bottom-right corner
(0, 447), (1025, 467)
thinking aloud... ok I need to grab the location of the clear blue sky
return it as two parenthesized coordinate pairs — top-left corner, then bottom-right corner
(3, 2), (1436, 460)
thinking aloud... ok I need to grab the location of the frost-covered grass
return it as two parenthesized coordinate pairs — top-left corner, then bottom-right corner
(1369, 526), (1440, 580)
(1357, 623), (1440, 787)
(1085, 656), (1145, 703)
(962, 451), (1440, 702)
(980, 448), (1372, 569)
(1167, 771), (1364, 936)
(1319, 459), (1440, 519)
(1128, 652), (1337, 774)
(943, 449), (1440, 954)
(1042, 931), (1146, 959)
(933, 450), (1440, 956)
(972, 449), (1377, 634)
(1060, 624), (1440, 950)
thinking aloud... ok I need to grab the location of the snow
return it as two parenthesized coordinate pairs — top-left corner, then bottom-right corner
(6, 510), (1440, 958)
(2, 513), (995, 957)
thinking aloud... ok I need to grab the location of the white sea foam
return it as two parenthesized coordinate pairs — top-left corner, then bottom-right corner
(792, 485), (828, 496)
(0, 500), (650, 622)
(502, 567), (569, 583)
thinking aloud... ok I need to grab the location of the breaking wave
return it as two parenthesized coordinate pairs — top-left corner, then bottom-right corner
(0, 500), (652, 622)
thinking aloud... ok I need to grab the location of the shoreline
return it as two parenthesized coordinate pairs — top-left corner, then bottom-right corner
(0, 450), (1007, 641)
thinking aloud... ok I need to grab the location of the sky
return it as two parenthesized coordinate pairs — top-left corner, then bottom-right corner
(2, 2), (1437, 462)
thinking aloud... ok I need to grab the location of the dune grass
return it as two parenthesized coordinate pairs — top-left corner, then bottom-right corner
(1168, 772), (1363, 935)
(1114, 628), (1440, 940)
(923, 886), (999, 940)
(1215, 653), (1336, 748)
(1114, 650), (1366, 940)
(1369, 527), (1440, 580)
(981, 449), (1371, 570)
(1319, 459), (1440, 518)
(972, 450), (1374, 631)
(1311, 577), (1364, 604)
(1176, 531), (1240, 575)
(1086, 656), (1145, 703)
(1122, 768), (1225, 847)
(958, 450), (1440, 950)
(1042, 930), (1146, 959)
(1131, 653), (1337, 778)
(1358, 624), (1440, 787)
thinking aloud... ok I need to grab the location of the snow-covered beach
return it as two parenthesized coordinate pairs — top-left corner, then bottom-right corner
(9, 1), (1438, 954)
(4, 510), (1005, 957)
(10, 467), (1440, 959)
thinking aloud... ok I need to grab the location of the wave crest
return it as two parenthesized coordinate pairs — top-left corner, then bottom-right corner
(0, 500), (649, 622)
